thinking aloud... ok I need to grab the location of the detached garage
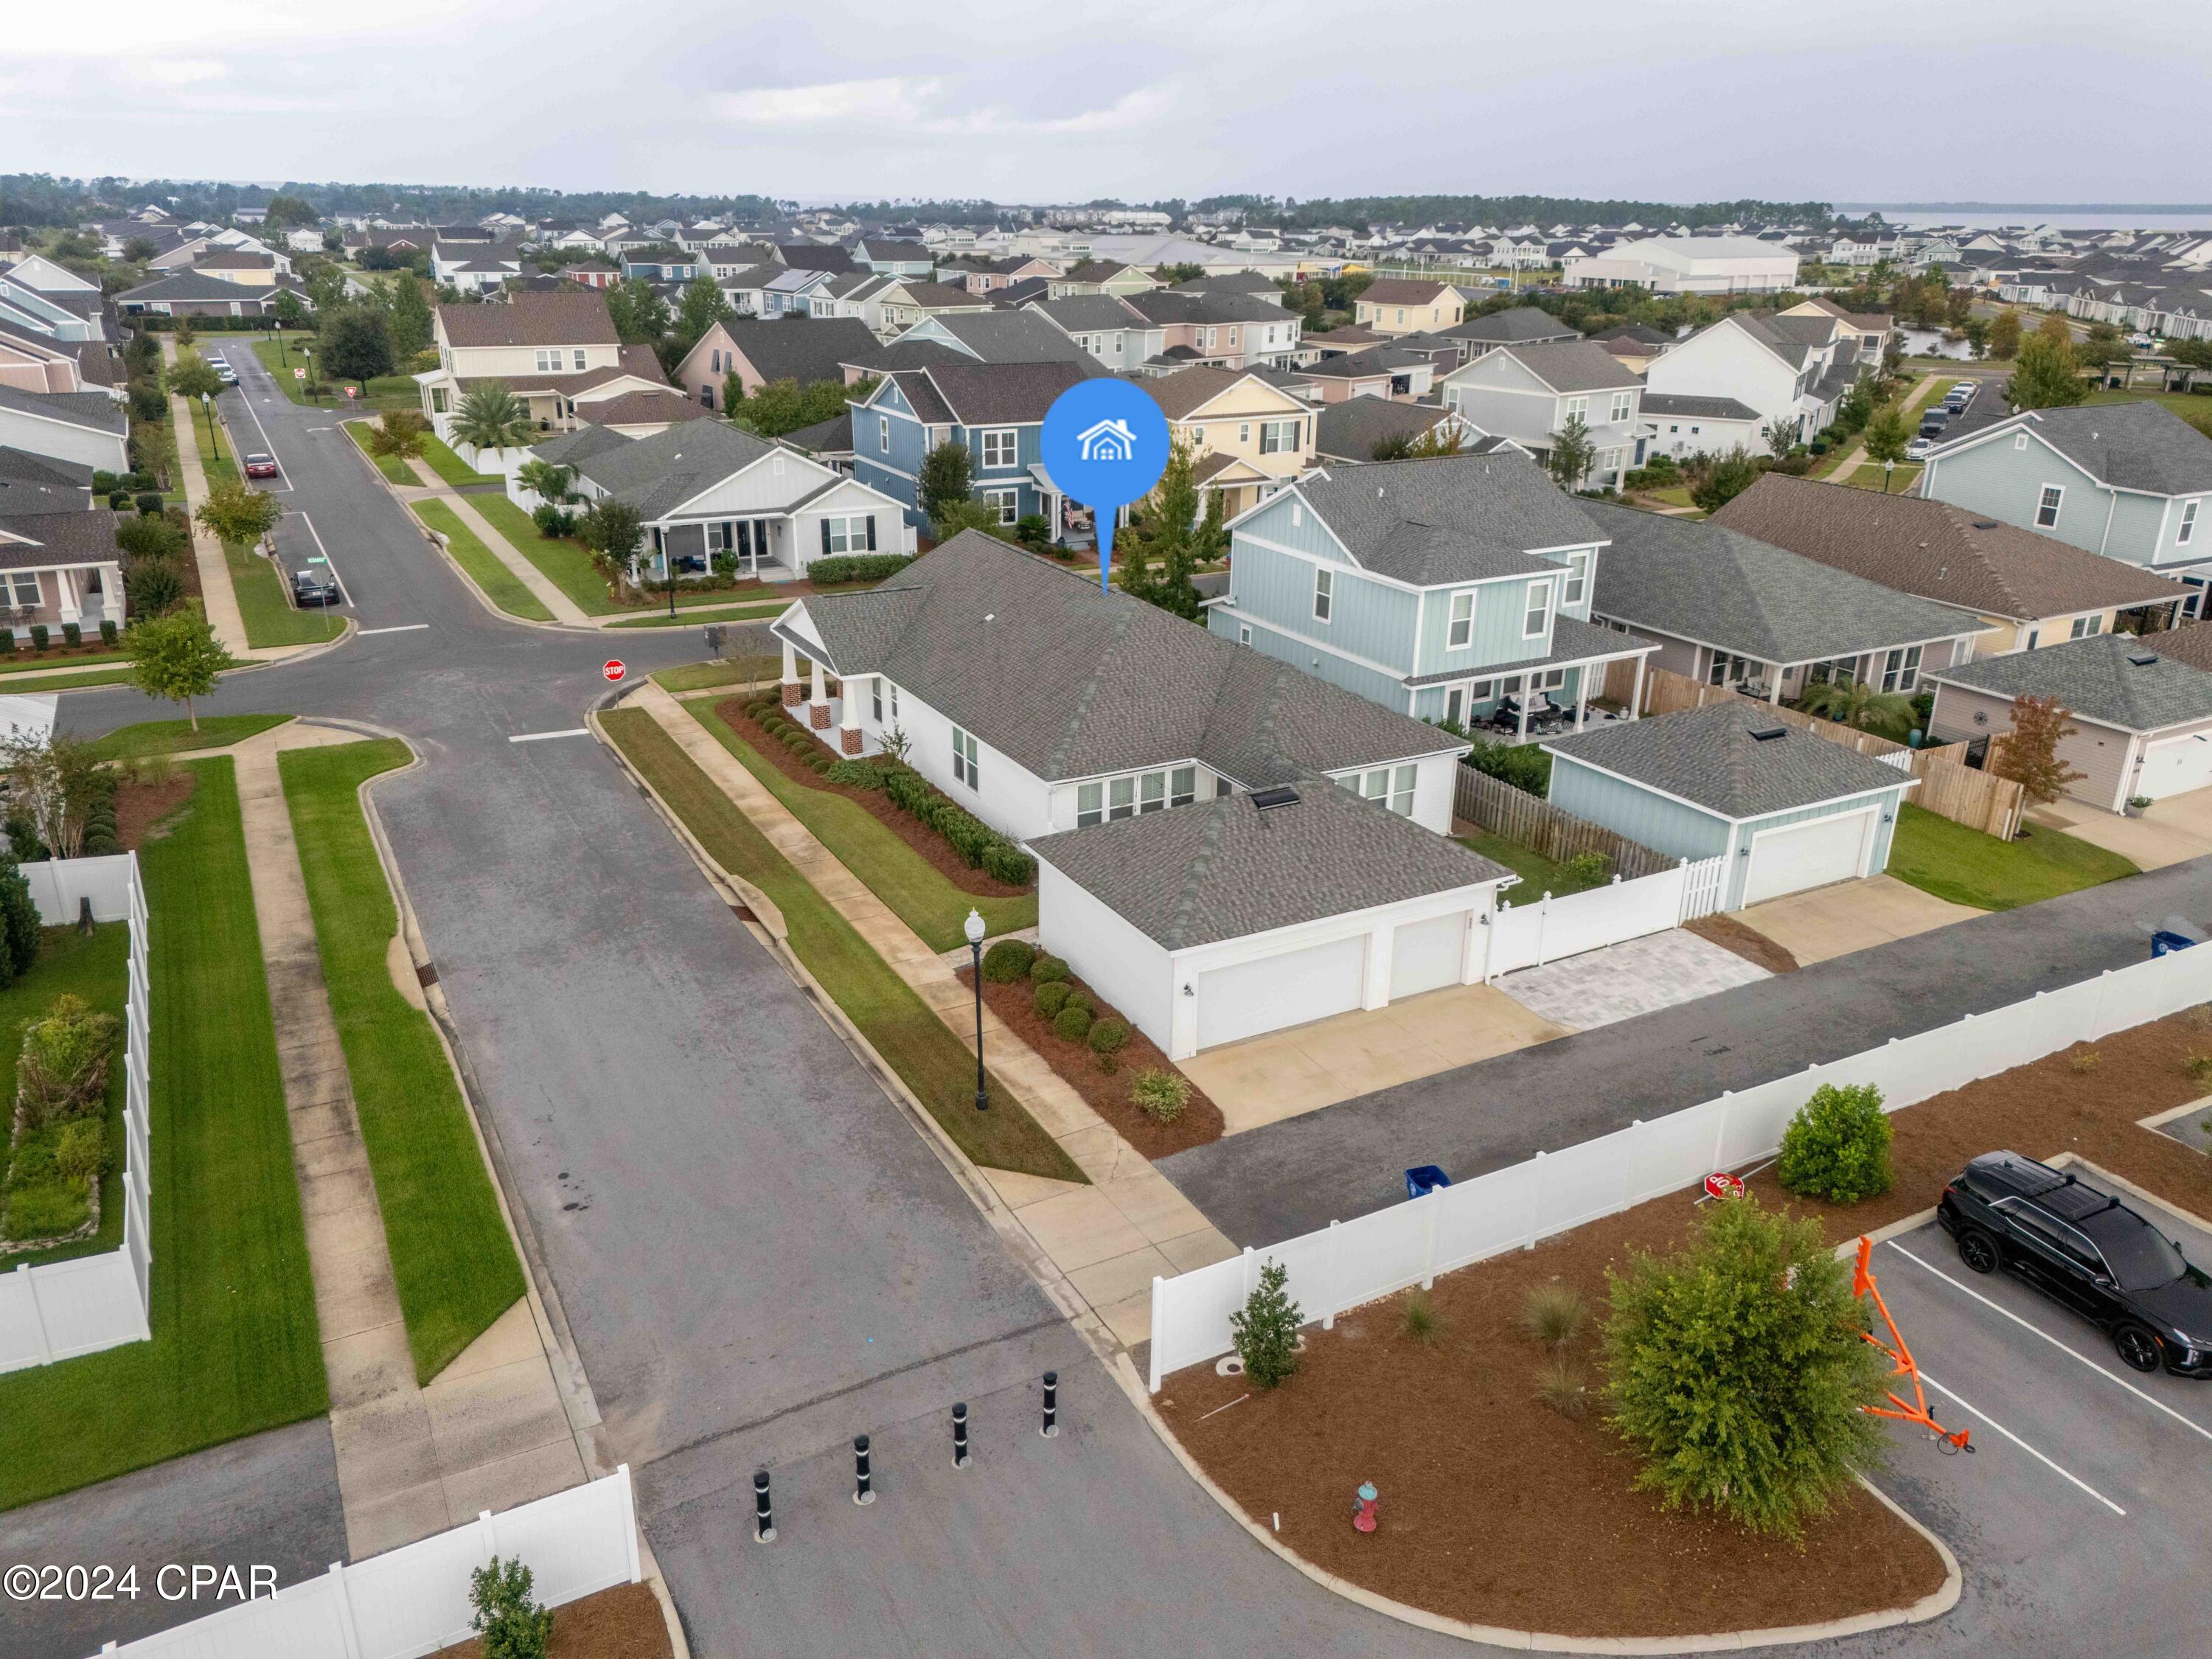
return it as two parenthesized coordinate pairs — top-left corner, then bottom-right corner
(1543, 700), (1916, 913)
(1028, 782), (1512, 1061)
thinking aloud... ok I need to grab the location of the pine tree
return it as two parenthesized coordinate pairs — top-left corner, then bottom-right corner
(1230, 1260), (1303, 1388)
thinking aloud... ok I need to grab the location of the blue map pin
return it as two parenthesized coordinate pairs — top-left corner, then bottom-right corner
(1040, 379), (1171, 592)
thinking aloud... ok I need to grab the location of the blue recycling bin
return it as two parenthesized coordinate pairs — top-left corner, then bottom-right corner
(1405, 1165), (1452, 1200)
(2152, 931), (2197, 959)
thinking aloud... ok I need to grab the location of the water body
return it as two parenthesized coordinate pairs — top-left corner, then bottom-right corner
(1840, 205), (2212, 232)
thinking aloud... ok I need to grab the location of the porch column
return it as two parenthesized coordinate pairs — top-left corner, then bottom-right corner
(807, 655), (830, 730)
(1630, 653), (1646, 721)
(1515, 678), (1531, 742)
(1573, 667), (1590, 731)
(1361, 922), (1394, 1010)
(780, 637), (801, 707)
(840, 678), (864, 755)
(55, 568), (82, 626)
(101, 563), (122, 626)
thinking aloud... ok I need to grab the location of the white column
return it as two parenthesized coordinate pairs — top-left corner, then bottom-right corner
(102, 563), (122, 627)
(1573, 667), (1590, 731)
(1361, 924), (1394, 1010)
(839, 678), (863, 756)
(807, 655), (829, 730)
(1630, 653), (1646, 722)
(55, 568), (82, 625)
(780, 636), (797, 682)
(1515, 677), (1531, 742)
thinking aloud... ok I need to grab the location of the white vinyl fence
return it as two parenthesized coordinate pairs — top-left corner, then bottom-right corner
(0, 855), (153, 1373)
(1150, 939), (2212, 1390)
(88, 1467), (641, 1659)
(1484, 855), (1725, 978)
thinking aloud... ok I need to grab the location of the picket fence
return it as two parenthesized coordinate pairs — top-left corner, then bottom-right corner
(0, 855), (153, 1374)
(1147, 936), (2212, 1390)
(1484, 854), (1725, 977)
(88, 1467), (641, 1659)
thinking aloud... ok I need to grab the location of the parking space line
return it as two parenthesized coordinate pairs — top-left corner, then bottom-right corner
(1913, 1368), (2126, 1515)
(1888, 1242), (2212, 1447)
(233, 380), (292, 493)
(357, 625), (428, 636)
(294, 513), (347, 607)
(508, 728), (590, 744)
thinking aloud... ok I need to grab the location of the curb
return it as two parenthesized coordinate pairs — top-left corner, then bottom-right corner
(2051, 1151), (2212, 1236)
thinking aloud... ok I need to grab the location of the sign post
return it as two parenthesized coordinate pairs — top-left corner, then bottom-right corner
(1038, 380), (1171, 593)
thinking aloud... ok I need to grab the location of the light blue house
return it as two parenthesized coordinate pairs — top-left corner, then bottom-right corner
(849, 361), (1094, 533)
(1543, 700), (1917, 911)
(1207, 452), (1659, 734)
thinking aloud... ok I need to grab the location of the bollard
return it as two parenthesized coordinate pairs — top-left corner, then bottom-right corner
(753, 1469), (775, 1543)
(952, 1401), (971, 1468)
(853, 1434), (874, 1506)
(1040, 1371), (1059, 1439)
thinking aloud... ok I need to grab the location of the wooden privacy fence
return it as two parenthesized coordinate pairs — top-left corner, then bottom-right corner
(1453, 765), (1673, 880)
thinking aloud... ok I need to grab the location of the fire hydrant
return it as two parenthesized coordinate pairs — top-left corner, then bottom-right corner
(1352, 1480), (1379, 1534)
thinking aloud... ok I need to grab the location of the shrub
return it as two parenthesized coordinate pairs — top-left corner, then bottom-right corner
(61, 622), (80, 649)
(134, 491), (164, 516)
(2070, 1048), (2101, 1074)
(809, 756), (832, 775)
(1088, 1016), (1129, 1057)
(1535, 1357), (1590, 1419)
(981, 939), (1037, 982)
(1604, 1197), (1885, 1537)
(1520, 1282), (1588, 1349)
(0, 630), (13, 655)
(1775, 1082), (1893, 1203)
(824, 758), (880, 789)
(1557, 850), (1612, 888)
(1130, 1067), (1190, 1124)
(56, 1119), (107, 1188)
(980, 841), (1035, 886)
(28, 625), (48, 652)
(1461, 735), (1551, 795)
(100, 620), (118, 647)
(1229, 1259), (1302, 1388)
(470, 1557), (553, 1659)
(1060, 989), (1093, 1018)
(17, 994), (120, 1130)
(808, 553), (914, 587)
(530, 502), (576, 538)
(884, 767), (931, 814)
(1401, 1289), (1441, 1345)
(1029, 953), (1070, 984)
(1033, 981), (1070, 1018)
(1052, 1004), (1093, 1043)
(108, 490), (131, 510)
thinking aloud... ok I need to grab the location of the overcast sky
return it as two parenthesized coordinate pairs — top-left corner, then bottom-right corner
(11, 0), (2206, 207)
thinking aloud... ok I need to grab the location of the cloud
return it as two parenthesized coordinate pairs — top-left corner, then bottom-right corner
(121, 58), (230, 86)
(712, 74), (1172, 138)
(715, 77), (939, 126)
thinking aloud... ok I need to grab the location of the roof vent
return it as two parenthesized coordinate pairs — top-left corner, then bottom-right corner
(1972, 520), (1999, 529)
(1251, 785), (1301, 812)
(1749, 726), (1788, 742)
(2129, 652), (2160, 667)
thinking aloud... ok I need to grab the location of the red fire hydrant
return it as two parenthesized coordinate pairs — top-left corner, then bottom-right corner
(1352, 1480), (1379, 1534)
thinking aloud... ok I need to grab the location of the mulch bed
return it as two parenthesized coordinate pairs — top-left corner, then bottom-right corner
(713, 696), (1025, 900)
(116, 773), (198, 850)
(1687, 911), (1800, 974)
(958, 962), (1224, 1156)
(1162, 1006), (2212, 1639)
(428, 1582), (671, 1659)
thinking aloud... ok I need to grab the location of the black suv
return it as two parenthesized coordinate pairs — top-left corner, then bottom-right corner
(1938, 1151), (2212, 1376)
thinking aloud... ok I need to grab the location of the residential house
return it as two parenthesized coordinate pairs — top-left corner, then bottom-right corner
(1124, 291), (1303, 372)
(417, 291), (668, 448)
(1207, 452), (1660, 735)
(113, 271), (309, 319)
(1439, 341), (1643, 487)
(771, 531), (1509, 1058)
(0, 448), (96, 515)
(1352, 280), (1466, 336)
(1587, 324), (1675, 375)
(0, 386), (128, 473)
(1711, 473), (2190, 655)
(0, 510), (125, 631)
(1438, 306), (1578, 363)
(565, 261), (620, 291)
(872, 280), (992, 336)
(434, 241), (526, 294)
(0, 321), (98, 396)
(1314, 400), (1489, 465)
(782, 412), (855, 472)
(1146, 366), (1316, 518)
(1638, 393), (1763, 461)
(1046, 261), (1156, 299)
(1300, 347), (1435, 404)
(1641, 310), (1865, 448)
(885, 310), (1105, 371)
(945, 255), (1059, 295)
(672, 316), (882, 408)
(852, 240), (936, 279)
(1778, 296), (1894, 367)
(777, 244), (860, 275)
(0, 268), (104, 345)
(187, 250), (281, 287)
(1025, 296), (1163, 374)
(850, 360), (1095, 534)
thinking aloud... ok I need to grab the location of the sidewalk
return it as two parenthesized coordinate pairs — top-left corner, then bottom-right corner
(628, 681), (1237, 1349)
(165, 389), (257, 659)
(400, 458), (591, 625)
(229, 723), (586, 1558)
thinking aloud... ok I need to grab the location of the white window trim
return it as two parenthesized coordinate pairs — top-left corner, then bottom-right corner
(952, 727), (980, 789)
(1447, 590), (1474, 649)
(1523, 579), (1551, 639)
(979, 428), (1018, 469)
(981, 487), (1020, 526)
(2036, 484), (2065, 528)
(2181, 499), (2200, 546)
(1312, 565), (1333, 623)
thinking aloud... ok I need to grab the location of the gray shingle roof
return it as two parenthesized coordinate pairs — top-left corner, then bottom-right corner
(782, 411), (853, 455)
(2011, 402), (2212, 496)
(1028, 784), (1509, 951)
(437, 291), (617, 348)
(917, 361), (1095, 425)
(1488, 340), (1643, 394)
(924, 310), (1100, 366)
(1447, 307), (1582, 344)
(1296, 452), (1604, 582)
(1402, 613), (1657, 687)
(720, 316), (881, 386)
(559, 420), (779, 519)
(1581, 501), (1976, 666)
(1930, 632), (2212, 732)
(1315, 398), (1452, 460)
(1543, 698), (1915, 820)
(0, 385), (125, 434)
(1640, 392), (1759, 421)
(1032, 296), (1149, 332)
(0, 510), (123, 571)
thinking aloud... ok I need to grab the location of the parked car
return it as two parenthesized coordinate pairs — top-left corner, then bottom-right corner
(291, 567), (342, 608)
(1919, 410), (1951, 439)
(1905, 437), (1935, 460)
(1938, 1150), (2212, 1376)
(243, 452), (279, 479)
(216, 365), (238, 386)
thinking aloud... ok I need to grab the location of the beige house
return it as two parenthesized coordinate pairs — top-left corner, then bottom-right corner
(0, 511), (125, 633)
(1047, 261), (1158, 299)
(872, 279), (992, 336)
(1353, 279), (1467, 337)
(1146, 366), (1315, 518)
(417, 291), (669, 448)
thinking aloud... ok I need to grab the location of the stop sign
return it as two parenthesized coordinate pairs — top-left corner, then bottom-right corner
(1703, 1171), (1745, 1201)
(602, 659), (625, 683)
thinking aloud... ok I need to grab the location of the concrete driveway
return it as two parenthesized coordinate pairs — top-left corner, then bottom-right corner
(2031, 789), (2212, 872)
(1732, 874), (1983, 967)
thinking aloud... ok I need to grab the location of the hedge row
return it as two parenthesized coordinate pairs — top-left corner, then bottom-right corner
(809, 554), (914, 588)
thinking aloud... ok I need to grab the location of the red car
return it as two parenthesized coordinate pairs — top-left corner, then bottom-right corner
(243, 453), (279, 479)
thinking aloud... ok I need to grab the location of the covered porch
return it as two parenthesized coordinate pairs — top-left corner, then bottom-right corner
(0, 549), (123, 635)
(644, 515), (801, 584)
(1410, 619), (1661, 744)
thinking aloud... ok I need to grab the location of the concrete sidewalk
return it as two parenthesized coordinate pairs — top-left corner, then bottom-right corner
(401, 456), (592, 625)
(627, 681), (1237, 1349)
(165, 386), (256, 658)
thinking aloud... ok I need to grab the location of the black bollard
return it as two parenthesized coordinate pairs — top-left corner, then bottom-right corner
(1041, 1371), (1059, 1439)
(952, 1401), (970, 1468)
(753, 1469), (775, 1543)
(853, 1433), (874, 1506)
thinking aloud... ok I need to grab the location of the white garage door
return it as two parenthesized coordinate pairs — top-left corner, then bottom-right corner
(1743, 809), (1874, 907)
(1390, 912), (1465, 1000)
(1196, 935), (1366, 1051)
(2138, 732), (2212, 801)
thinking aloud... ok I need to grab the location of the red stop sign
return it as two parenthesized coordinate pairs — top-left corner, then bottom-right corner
(602, 659), (625, 683)
(1703, 1171), (1745, 1201)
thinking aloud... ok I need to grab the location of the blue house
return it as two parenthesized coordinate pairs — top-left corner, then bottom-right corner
(850, 361), (1096, 535)
(1207, 452), (1659, 734)
(617, 249), (700, 283)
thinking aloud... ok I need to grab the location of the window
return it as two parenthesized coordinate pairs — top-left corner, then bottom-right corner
(1349, 763), (1417, 816)
(951, 727), (980, 789)
(1238, 423), (1251, 445)
(2014, 431), (2030, 451)
(982, 487), (1020, 525)
(1077, 782), (1104, 827)
(1610, 392), (1633, 423)
(1228, 330), (1238, 348)
(980, 428), (1018, 468)
(871, 680), (884, 723)
(1535, 668), (1566, 692)
(1562, 395), (1588, 422)
(821, 515), (877, 554)
(6, 574), (38, 608)
(1469, 678), (1496, 701)
(1108, 776), (1135, 819)
(1138, 772), (1166, 813)
(1879, 643), (1924, 692)
(2036, 484), (2064, 527)
(1259, 419), (1299, 454)
(1447, 590), (1474, 649)
(1191, 426), (1205, 445)
(2183, 501), (2201, 546)
(880, 414), (891, 453)
(1237, 624), (1251, 646)
(533, 348), (565, 372)
(574, 348), (588, 371)
(2070, 613), (2103, 639)
(700, 385), (714, 410)
(1311, 566), (1335, 622)
(1171, 765), (1197, 807)
(1523, 580), (1550, 639)
(1564, 549), (1589, 607)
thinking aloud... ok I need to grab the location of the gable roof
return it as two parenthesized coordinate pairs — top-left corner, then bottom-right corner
(1293, 451), (1603, 582)
(1581, 500), (1977, 664)
(1544, 698), (1914, 820)
(1639, 392), (1759, 421)
(1032, 295), (1150, 332)
(904, 360), (1094, 426)
(1143, 366), (1293, 421)
(717, 316), (881, 386)
(0, 509), (125, 571)
(782, 411), (853, 456)
(1711, 472), (2188, 624)
(582, 390), (714, 428)
(1358, 279), (1451, 307)
(1483, 340), (1641, 394)
(0, 385), (125, 434)
(1999, 402), (2212, 497)
(918, 310), (1099, 366)
(1315, 397), (1454, 461)
(1930, 631), (2212, 733)
(549, 419), (782, 519)
(1447, 307), (1582, 344)
(438, 291), (616, 348)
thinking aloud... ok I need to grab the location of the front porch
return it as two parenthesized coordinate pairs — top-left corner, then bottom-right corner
(644, 515), (802, 585)
(1411, 619), (1660, 744)
(0, 559), (124, 634)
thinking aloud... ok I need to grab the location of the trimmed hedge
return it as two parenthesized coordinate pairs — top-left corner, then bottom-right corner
(809, 554), (914, 587)
(877, 765), (1036, 888)
(1088, 1017), (1129, 1057)
(1034, 981), (1070, 1018)
(826, 758), (884, 790)
(982, 939), (1037, 982)
(1052, 1004), (1094, 1042)
(1029, 954), (1070, 984)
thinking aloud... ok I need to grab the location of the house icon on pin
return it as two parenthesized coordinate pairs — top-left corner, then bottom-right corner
(1074, 417), (1138, 463)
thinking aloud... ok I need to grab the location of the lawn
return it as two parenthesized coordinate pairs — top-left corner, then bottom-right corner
(1885, 801), (2140, 911)
(2, 667), (141, 692)
(605, 600), (793, 627)
(0, 647), (130, 675)
(653, 658), (779, 694)
(469, 495), (626, 616)
(0, 759), (327, 1511)
(0, 925), (131, 1267)
(345, 419), (416, 484)
(1844, 462), (1924, 493)
(279, 740), (526, 1382)
(601, 709), (1081, 1182)
(419, 434), (504, 489)
(2086, 386), (2212, 431)
(250, 339), (418, 412)
(1455, 827), (1615, 898)
(190, 403), (344, 647)
(688, 701), (1035, 951)
(88, 714), (293, 760)
(411, 500), (555, 622)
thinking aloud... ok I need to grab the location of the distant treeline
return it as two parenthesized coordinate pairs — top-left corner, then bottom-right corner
(0, 173), (787, 229)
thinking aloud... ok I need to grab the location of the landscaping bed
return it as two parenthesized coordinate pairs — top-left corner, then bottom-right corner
(116, 771), (200, 849)
(1163, 1004), (2212, 1638)
(428, 1582), (670, 1659)
(1686, 911), (1800, 974)
(0, 928), (130, 1267)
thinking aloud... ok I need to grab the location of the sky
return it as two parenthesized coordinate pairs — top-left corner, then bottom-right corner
(10, 0), (2209, 208)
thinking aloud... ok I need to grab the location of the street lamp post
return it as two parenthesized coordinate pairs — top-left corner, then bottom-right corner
(198, 391), (213, 448)
(1883, 459), (1896, 494)
(964, 909), (989, 1112)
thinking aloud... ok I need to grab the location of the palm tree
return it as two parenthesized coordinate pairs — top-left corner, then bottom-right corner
(514, 459), (576, 505)
(1799, 676), (1916, 741)
(450, 382), (533, 459)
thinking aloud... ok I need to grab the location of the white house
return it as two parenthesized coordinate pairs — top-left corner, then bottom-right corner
(1641, 311), (1864, 449)
(1562, 237), (1801, 296)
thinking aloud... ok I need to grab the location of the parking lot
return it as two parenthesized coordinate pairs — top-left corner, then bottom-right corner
(1810, 1172), (2212, 1658)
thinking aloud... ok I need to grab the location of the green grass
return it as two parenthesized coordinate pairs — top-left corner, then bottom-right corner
(5, 667), (141, 692)
(411, 500), (556, 622)
(469, 495), (627, 616)
(607, 602), (793, 628)
(1454, 828), (1613, 898)
(190, 407), (344, 648)
(344, 419), (415, 484)
(1644, 484), (1696, 510)
(1845, 462), (1924, 493)
(0, 647), (130, 675)
(653, 658), (778, 694)
(88, 714), (293, 760)
(1886, 801), (2140, 912)
(249, 339), (419, 412)
(2085, 387), (2212, 428)
(248, 338), (313, 403)
(0, 759), (327, 1510)
(689, 702), (1035, 951)
(0, 925), (131, 1265)
(279, 741), (526, 1382)
(601, 709), (1081, 1182)
(418, 434), (504, 489)
(189, 406), (237, 486)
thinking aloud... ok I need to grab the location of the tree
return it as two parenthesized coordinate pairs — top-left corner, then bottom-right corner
(367, 410), (427, 460)
(164, 350), (222, 408)
(2, 734), (108, 861)
(605, 279), (669, 345)
(931, 496), (1014, 543)
(514, 459), (577, 505)
(261, 193), (319, 231)
(1862, 405), (1911, 466)
(2011, 316), (2087, 410)
(318, 303), (394, 384)
(919, 440), (974, 525)
(675, 275), (732, 348)
(387, 274), (434, 359)
(450, 383), (533, 456)
(195, 479), (282, 548)
(120, 236), (158, 265)
(0, 858), (39, 987)
(721, 369), (746, 419)
(270, 288), (307, 337)
(127, 605), (230, 731)
(577, 499), (644, 578)
(2163, 336), (2212, 389)
(1228, 1259), (1302, 1388)
(302, 259), (349, 314)
(1964, 318), (1990, 360)
(1991, 693), (2087, 804)
(1119, 439), (1206, 619)
(469, 1557), (553, 1659)
(1798, 675), (1916, 740)
(1604, 1197), (1885, 1538)
(1986, 307), (2023, 361)
(1688, 446), (1762, 512)
(1761, 416), (1798, 461)
(1546, 414), (1597, 490)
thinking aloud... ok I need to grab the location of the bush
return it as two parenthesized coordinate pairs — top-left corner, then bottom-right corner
(808, 553), (914, 587)
(1029, 953), (1070, 984)
(56, 1119), (107, 1188)
(60, 622), (80, 649)
(883, 767), (931, 814)
(0, 629), (13, 655)
(980, 841), (1035, 886)
(1130, 1067), (1189, 1124)
(1557, 850), (1612, 889)
(809, 756), (832, 775)
(530, 502), (575, 538)
(1060, 989), (1093, 1018)
(1088, 1016), (1129, 1057)
(1535, 1357), (1590, 1419)
(16, 994), (120, 1131)
(824, 758), (881, 789)
(134, 491), (163, 515)
(1052, 1004), (1094, 1043)
(1775, 1082), (1893, 1203)
(1604, 1197), (1885, 1537)
(1461, 735), (1551, 795)
(28, 625), (48, 652)
(0, 858), (39, 987)
(1401, 1289), (1441, 1345)
(469, 1557), (553, 1659)
(981, 939), (1037, 982)
(100, 620), (119, 647)
(108, 490), (131, 510)
(1033, 981), (1070, 1018)
(1230, 1259), (1302, 1388)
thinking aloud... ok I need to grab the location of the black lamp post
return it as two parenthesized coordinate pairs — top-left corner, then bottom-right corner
(964, 908), (989, 1112)
(1883, 458), (1896, 494)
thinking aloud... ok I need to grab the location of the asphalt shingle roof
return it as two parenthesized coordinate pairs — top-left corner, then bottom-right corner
(1448, 307), (1582, 344)
(1543, 698), (1915, 820)
(1488, 340), (1642, 394)
(2008, 402), (2212, 497)
(1640, 392), (1759, 421)
(557, 420), (779, 519)
(1032, 296), (1149, 332)
(914, 361), (1094, 425)
(438, 292), (617, 348)
(0, 385), (125, 434)
(720, 316), (881, 386)
(1315, 398), (1453, 460)
(923, 310), (1099, 365)
(1297, 452), (1604, 582)
(0, 510), (123, 571)
(1930, 631), (2212, 732)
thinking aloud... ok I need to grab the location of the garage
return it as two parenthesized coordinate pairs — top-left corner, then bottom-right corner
(1195, 935), (1366, 1051)
(1743, 808), (1875, 907)
(1390, 911), (1467, 1000)
(2138, 731), (2212, 801)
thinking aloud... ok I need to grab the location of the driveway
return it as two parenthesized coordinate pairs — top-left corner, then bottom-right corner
(1732, 874), (1983, 967)
(1493, 926), (1769, 1028)
(2031, 790), (2212, 872)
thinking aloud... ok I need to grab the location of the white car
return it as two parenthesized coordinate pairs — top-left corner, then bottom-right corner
(1906, 437), (1935, 460)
